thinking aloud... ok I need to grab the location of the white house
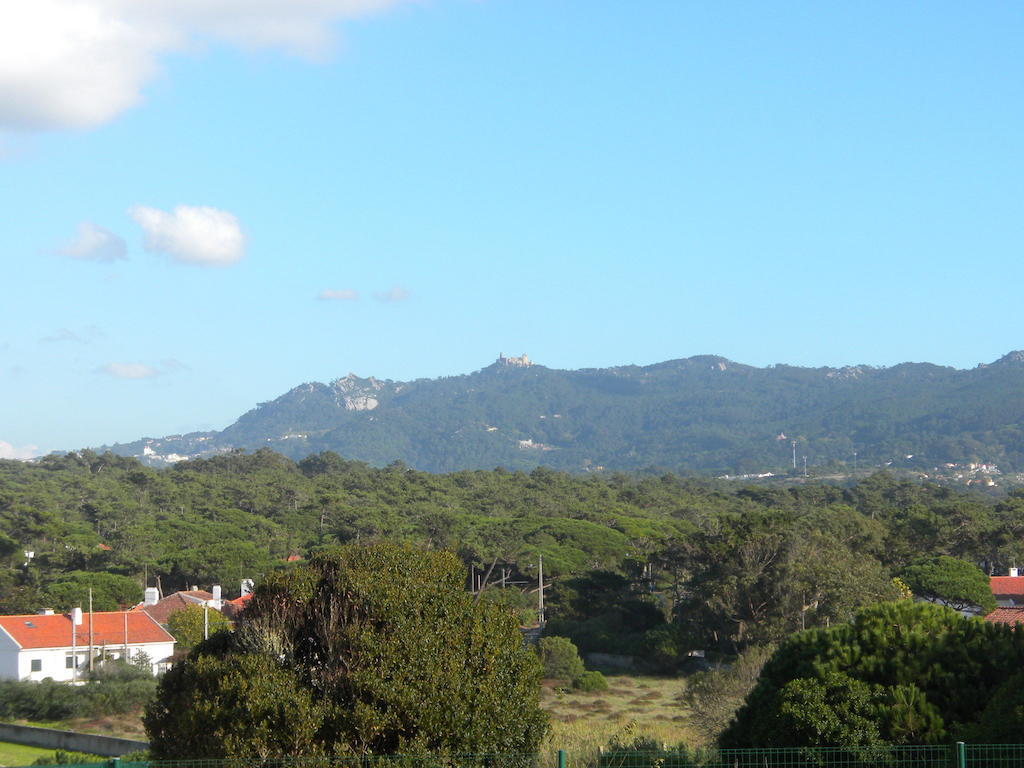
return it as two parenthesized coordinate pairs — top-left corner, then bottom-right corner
(0, 608), (175, 681)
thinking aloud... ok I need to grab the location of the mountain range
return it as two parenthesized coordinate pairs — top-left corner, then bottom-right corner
(99, 352), (1024, 475)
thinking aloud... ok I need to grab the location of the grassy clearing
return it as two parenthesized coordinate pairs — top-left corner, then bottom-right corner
(539, 673), (700, 765)
(21, 711), (147, 741)
(0, 741), (61, 768)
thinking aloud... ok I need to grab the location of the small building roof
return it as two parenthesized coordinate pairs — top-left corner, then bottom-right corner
(221, 592), (252, 620)
(984, 607), (1024, 626)
(0, 611), (174, 650)
(131, 591), (215, 624)
(990, 576), (1024, 597)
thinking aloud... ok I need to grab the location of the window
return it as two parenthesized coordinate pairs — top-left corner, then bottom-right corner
(65, 655), (76, 669)
(30, 659), (41, 672)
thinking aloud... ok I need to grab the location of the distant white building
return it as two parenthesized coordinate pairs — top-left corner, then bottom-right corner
(0, 609), (175, 681)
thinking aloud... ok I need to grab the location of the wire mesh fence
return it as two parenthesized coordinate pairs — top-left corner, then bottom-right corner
(26, 745), (1024, 768)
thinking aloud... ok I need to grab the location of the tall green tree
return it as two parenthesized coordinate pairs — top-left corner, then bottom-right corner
(146, 543), (547, 759)
(721, 602), (1024, 748)
(899, 556), (996, 613)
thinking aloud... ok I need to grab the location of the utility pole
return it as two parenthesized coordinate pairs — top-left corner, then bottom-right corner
(537, 555), (545, 628)
(853, 451), (857, 473)
(791, 441), (797, 470)
(803, 455), (808, 477)
(204, 604), (209, 640)
(88, 588), (94, 674)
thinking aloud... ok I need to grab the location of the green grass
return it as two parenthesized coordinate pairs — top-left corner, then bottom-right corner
(0, 741), (60, 768)
(540, 673), (697, 765)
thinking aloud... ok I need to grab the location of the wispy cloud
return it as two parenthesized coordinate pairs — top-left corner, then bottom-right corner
(57, 222), (127, 262)
(0, 440), (39, 461)
(97, 358), (186, 380)
(318, 289), (359, 301)
(0, 1), (416, 132)
(39, 328), (86, 344)
(99, 362), (159, 379)
(374, 286), (411, 303)
(130, 204), (245, 267)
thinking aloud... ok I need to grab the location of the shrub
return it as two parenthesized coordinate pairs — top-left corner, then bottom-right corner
(572, 670), (609, 692)
(32, 750), (105, 765)
(537, 636), (585, 681)
(146, 543), (548, 758)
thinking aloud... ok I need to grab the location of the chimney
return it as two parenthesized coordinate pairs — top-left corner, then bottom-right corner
(1012, 567), (1020, 578)
(71, 607), (83, 626)
(240, 578), (254, 596)
(37, 609), (54, 616)
(190, 585), (197, 592)
(144, 587), (159, 606)
(212, 585), (222, 601)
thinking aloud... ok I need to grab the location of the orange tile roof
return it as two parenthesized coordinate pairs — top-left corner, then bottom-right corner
(131, 591), (214, 624)
(990, 576), (1024, 596)
(0, 611), (175, 649)
(222, 592), (252, 620)
(984, 607), (1024, 625)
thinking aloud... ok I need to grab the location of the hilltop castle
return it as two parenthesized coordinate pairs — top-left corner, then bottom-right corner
(497, 353), (533, 368)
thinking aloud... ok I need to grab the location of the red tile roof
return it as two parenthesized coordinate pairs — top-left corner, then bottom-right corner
(0, 611), (175, 649)
(984, 607), (1024, 625)
(131, 591), (214, 624)
(221, 593), (252, 620)
(990, 576), (1024, 596)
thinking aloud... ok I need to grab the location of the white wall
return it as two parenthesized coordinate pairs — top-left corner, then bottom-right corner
(0, 642), (175, 682)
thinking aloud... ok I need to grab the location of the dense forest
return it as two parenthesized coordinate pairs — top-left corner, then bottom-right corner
(1, 448), (1021, 666)
(103, 351), (1024, 474)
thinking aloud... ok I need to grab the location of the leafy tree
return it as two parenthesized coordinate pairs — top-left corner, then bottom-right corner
(166, 603), (233, 649)
(537, 636), (585, 681)
(681, 644), (774, 741)
(146, 653), (323, 759)
(146, 543), (547, 758)
(900, 556), (996, 613)
(961, 669), (1024, 742)
(44, 571), (141, 612)
(721, 602), (1024, 747)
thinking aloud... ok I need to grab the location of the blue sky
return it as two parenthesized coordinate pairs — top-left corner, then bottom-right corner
(1, 1), (1023, 456)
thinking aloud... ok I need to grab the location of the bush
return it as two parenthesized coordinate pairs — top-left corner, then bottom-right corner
(32, 750), (105, 765)
(0, 675), (157, 722)
(146, 543), (548, 758)
(722, 602), (1024, 748)
(537, 636), (585, 681)
(681, 644), (773, 740)
(572, 670), (608, 692)
(167, 603), (233, 649)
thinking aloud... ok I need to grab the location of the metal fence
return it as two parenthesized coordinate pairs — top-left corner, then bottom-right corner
(23, 745), (1024, 768)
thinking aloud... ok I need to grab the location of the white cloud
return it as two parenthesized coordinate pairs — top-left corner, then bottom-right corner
(130, 204), (245, 266)
(99, 362), (160, 379)
(0, 0), (415, 132)
(0, 440), (39, 460)
(318, 289), (359, 301)
(374, 285), (411, 302)
(99, 359), (187, 379)
(58, 222), (127, 262)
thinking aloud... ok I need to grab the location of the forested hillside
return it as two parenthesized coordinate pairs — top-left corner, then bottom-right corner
(103, 352), (1024, 474)
(2, 449), (1022, 663)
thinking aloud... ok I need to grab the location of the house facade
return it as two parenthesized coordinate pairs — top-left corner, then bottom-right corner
(0, 609), (175, 682)
(990, 570), (1024, 608)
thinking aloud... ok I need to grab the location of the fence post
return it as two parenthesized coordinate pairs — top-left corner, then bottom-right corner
(956, 742), (966, 768)
(558, 749), (566, 768)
